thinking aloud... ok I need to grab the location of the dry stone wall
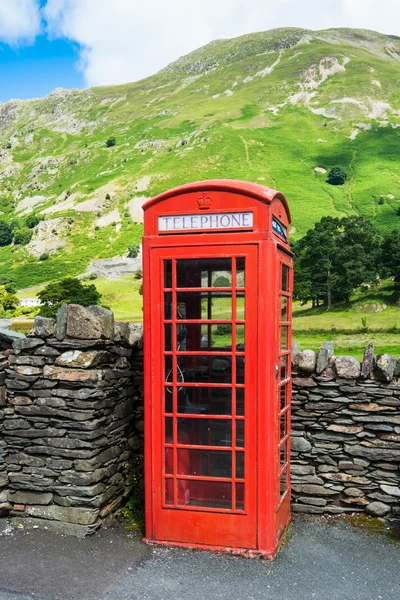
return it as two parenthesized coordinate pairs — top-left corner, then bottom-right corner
(1, 310), (399, 535)
(291, 343), (400, 520)
(0, 330), (18, 516)
(1, 305), (144, 536)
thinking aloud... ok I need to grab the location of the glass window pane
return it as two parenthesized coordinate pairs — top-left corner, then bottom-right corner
(281, 296), (288, 322)
(164, 324), (172, 351)
(177, 449), (232, 478)
(177, 355), (232, 384)
(176, 291), (232, 321)
(280, 468), (288, 498)
(236, 325), (245, 349)
(280, 355), (288, 381)
(236, 387), (244, 416)
(236, 483), (244, 510)
(177, 386), (232, 415)
(236, 292), (245, 320)
(280, 411), (287, 441)
(164, 260), (172, 288)
(176, 258), (232, 288)
(279, 442), (287, 472)
(165, 386), (173, 413)
(165, 417), (173, 443)
(175, 323), (233, 351)
(177, 418), (232, 447)
(280, 327), (288, 351)
(236, 356), (245, 384)
(236, 451), (244, 478)
(165, 448), (173, 474)
(164, 292), (172, 320)
(282, 264), (289, 292)
(236, 258), (245, 288)
(165, 355), (173, 384)
(177, 479), (232, 509)
(280, 385), (287, 412)
(165, 479), (174, 505)
(236, 420), (244, 448)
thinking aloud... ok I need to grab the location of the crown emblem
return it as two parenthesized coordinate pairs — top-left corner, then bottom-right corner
(197, 193), (212, 210)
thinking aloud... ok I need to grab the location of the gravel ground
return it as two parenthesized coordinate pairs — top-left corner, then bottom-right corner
(0, 517), (399, 600)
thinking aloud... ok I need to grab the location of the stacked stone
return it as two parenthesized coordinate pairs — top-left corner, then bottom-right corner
(0, 330), (17, 516)
(3, 304), (144, 536)
(0, 351), (9, 515)
(291, 342), (400, 519)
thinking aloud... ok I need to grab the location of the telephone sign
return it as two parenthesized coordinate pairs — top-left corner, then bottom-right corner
(143, 180), (293, 560)
(158, 211), (254, 232)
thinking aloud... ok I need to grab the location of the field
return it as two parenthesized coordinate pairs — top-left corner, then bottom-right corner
(15, 277), (400, 360)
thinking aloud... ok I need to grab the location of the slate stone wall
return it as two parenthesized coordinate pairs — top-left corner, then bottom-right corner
(1, 312), (399, 534)
(1, 305), (144, 536)
(291, 343), (400, 520)
(0, 349), (10, 516)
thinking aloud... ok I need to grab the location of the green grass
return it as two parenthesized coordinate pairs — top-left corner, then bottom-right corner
(93, 276), (143, 321)
(14, 277), (399, 360)
(292, 280), (400, 358)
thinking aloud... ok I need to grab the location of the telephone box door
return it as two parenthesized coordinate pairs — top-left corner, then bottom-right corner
(149, 244), (258, 550)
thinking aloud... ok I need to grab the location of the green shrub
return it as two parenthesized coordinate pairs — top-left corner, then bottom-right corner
(0, 221), (12, 246)
(327, 167), (347, 186)
(0, 275), (17, 293)
(25, 215), (41, 228)
(213, 275), (230, 287)
(13, 227), (33, 245)
(215, 324), (232, 336)
(39, 252), (49, 261)
(128, 244), (140, 258)
(134, 269), (143, 279)
(0, 286), (18, 311)
(105, 136), (116, 148)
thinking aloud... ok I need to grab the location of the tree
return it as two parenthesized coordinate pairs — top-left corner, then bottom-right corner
(0, 275), (17, 294)
(294, 216), (382, 310)
(38, 277), (102, 317)
(213, 275), (230, 287)
(327, 167), (347, 186)
(382, 230), (400, 299)
(13, 227), (33, 245)
(0, 285), (19, 312)
(105, 136), (116, 148)
(25, 215), (41, 229)
(0, 221), (12, 246)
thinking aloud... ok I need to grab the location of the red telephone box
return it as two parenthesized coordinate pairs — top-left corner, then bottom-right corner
(142, 180), (293, 559)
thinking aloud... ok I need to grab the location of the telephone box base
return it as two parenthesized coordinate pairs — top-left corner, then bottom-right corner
(142, 527), (290, 561)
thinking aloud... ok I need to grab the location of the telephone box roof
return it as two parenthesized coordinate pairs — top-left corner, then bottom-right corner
(143, 179), (291, 223)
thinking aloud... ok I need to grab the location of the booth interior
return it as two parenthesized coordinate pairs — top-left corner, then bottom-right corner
(163, 256), (247, 509)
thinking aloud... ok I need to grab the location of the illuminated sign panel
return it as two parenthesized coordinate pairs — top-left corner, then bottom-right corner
(158, 212), (254, 232)
(272, 216), (287, 241)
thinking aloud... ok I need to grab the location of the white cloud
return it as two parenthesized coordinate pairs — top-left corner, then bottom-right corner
(42, 0), (400, 87)
(0, 0), (41, 46)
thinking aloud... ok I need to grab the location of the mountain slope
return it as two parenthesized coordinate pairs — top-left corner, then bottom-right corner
(1, 27), (400, 288)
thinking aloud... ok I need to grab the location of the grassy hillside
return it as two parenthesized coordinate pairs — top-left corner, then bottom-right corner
(1, 27), (400, 290)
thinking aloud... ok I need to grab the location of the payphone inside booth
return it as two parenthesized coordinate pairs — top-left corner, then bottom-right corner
(143, 180), (293, 559)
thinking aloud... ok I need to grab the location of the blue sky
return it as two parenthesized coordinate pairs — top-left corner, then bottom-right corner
(0, 36), (83, 102)
(0, 0), (399, 104)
